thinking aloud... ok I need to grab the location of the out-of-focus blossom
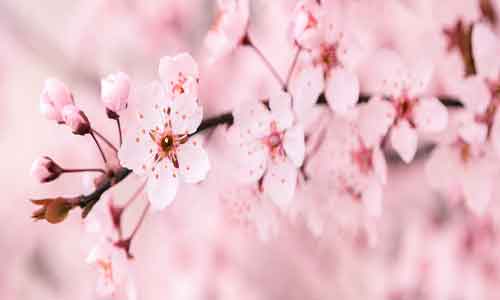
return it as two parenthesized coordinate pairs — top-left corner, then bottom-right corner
(204, 0), (250, 62)
(30, 156), (62, 183)
(370, 49), (448, 163)
(39, 78), (74, 122)
(119, 72), (209, 210)
(290, 0), (323, 49)
(230, 90), (305, 211)
(101, 72), (131, 115)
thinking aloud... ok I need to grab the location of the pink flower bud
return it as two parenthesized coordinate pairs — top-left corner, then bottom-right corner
(39, 78), (74, 122)
(30, 156), (63, 183)
(101, 72), (130, 116)
(62, 105), (91, 135)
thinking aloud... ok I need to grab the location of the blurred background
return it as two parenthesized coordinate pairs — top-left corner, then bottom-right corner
(2, 0), (500, 299)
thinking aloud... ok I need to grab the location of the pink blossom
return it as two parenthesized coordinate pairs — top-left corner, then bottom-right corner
(231, 90), (305, 211)
(30, 156), (62, 183)
(204, 0), (249, 62)
(61, 104), (91, 135)
(371, 49), (448, 163)
(119, 78), (209, 211)
(159, 52), (200, 100)
(39, 78), (74, 122)
(101, 71), (131, 114)
(290, 0), (323, 49)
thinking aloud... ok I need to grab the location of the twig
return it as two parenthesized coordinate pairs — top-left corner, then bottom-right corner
(89, 132), (107, 164)
(92, 129), (118, 152)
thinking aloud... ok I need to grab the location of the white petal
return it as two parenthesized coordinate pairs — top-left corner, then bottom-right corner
(413, 97), (448, 132)
(177, 140), (210, 183)
(289, 65), (324, 118)
(407, 59), (434, 97)
(325, 67), (359, 115)
(170, 93), (203, 135)
(390, 120), (418, 163)
(233, 138), (268, 183)
(269, 90), (294, 130)
(233, 101), (272, 140)
(472, 22), (500, 79)
(159, 52), (199, 84)
(283, 124), (305, 167)
(357, 97), (396, 147)
(118, 125), (155, 175)
(146, 160), (179, 210)
(263, 161), (297, 212)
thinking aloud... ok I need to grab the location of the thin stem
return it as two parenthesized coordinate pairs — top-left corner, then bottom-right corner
(62, 168), (106, 174)
(92, 129), (118, 152)
(89, 132), (107, 164)
(285, 46), (302, 90)
(122, 180), (147, 210)
(116, 118), (123, 146)
(128, 201), (150, 241)
(244, 35), (286, 88)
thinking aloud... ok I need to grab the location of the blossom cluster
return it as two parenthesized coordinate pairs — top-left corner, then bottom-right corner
(27, 0), (500, 298)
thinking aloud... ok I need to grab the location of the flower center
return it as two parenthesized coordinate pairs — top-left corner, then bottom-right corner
(149, 128), (188, 169)
(320, 43), (339, 70)
(352, 146), (373, 174)
(263, 122), (285, 159)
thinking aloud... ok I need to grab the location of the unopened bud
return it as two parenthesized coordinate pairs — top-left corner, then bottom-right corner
(61, 105), (91, 135)
(101, 72), (130, 117)
(39, 78), (74, 122)
(30, 156), (63, 183)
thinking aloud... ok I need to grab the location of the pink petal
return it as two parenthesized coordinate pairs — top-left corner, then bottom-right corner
(233, 101), (272, 140)
(362, 180), (383, 217)
(413, 97), (448, 133)
(390, 120), (418, 163)
(472, 22), (500, 79)
(357, 97), (396, 147)
(232, 136), (268, 183)
(289, 65), (324, 118)
(458, 76), (491, 114)
(325, 67), (360, 115)
(263, 161), (298, 212)
(372, 146), (387, 184)
(491, 112), (500, 157)
(457, 111), (488, 146)
(118, 124), (155, 176)
(158, 52), (199, 84)
(146, 160), (179, 210)
(463, 167), (492, 216)
(425, 145), (460, 191)
(406, 59), (434, 97)
(170, 93), (203, 135)
(283, 124), (306, 167)
(368, 49), (406, 96)
(269, 90), (294, 130)
(177, 140), (210, 184)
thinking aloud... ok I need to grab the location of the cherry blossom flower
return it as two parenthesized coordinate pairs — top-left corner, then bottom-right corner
(230, 90), (305, 211)
(289, 3), (363, 116)
(204, 0), (250, 62)
(305, 117), (388, 218)
(426, 124), (498, 216)
(86, 241), (132, 298)
(101, 71), (131, 114)
(370, 50), (448, 163)
(119, 78), (209, 210)
(39, 78), (74, 122)
(159, 52), (200, 100)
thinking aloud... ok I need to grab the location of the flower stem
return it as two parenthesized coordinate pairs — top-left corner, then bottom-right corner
(92, 129), (118, 152)
(243, 34), (286, 89)
(285, 46), (302, 90)
(116, 118), (123, 146)
(89, 132), (107, 164)
(62, 168), (106, 174)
